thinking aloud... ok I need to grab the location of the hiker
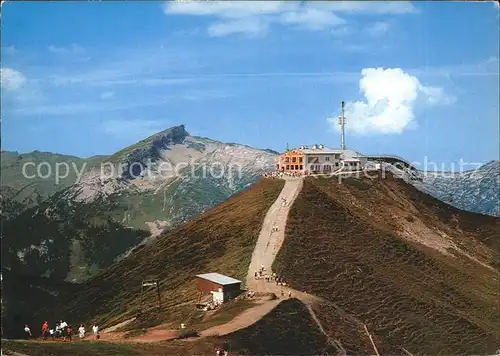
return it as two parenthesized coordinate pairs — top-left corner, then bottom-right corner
(288, 291), (292, 298)
(55, 322), (62, 338)
(281, 289), (284, 297)
(78, 324), (85, 339)
(60, 320), (68, 330)
(66, 325), (73, 341)
(272, 272), (277, 280)
(24, 324), (32, 339)
(276, 277), (279, 286)
(222, 341), (230, 356)
(49, 328), (55, 340)
(41, 321), (49, 340)
(92, 324), (99, 339)
(254, 271), (258, 279)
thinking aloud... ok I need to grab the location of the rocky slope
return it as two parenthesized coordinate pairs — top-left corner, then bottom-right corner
(60, 125), (278, 231)
(411, 160), (499, 216)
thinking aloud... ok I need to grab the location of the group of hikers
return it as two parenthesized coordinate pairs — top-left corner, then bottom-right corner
(262, 170), (304, 179)
(253, 265), (292, 298)
(23, 320), (99, 341)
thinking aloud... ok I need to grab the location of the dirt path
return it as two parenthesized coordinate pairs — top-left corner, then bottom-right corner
(199, 300), (281, 337)
(246, 177), (303, 291)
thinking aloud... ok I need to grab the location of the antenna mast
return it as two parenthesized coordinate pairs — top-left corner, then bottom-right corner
(338, 101), (346, 150)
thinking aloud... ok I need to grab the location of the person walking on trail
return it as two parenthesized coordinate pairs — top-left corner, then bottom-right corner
(92, 324), (99, 339)
(49, 328), (55, 340)
(41, 321), (49, 340)
(78, 324), (85, 339)
(288, 291), (292, 298)
(66, 326), (73, 342)
(281, 289), (284, 297)
(55, 322), (62, 339)
(223, 341), (230, 356)
(254, 271), (258, 279)
(24, 324), (32, 339)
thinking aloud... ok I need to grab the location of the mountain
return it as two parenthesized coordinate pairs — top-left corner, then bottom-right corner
(411, 160), (500, 217)
(274, 174), (499, 354)
(1, 150), (106, 205)
(1, 125), (278, 284)
(61, 125), (278, 231)
(7, 173), (498, 354)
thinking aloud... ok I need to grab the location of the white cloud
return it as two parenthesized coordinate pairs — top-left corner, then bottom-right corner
(163, 1), (416, 37)
(101, 119), (165, 139)
(208, 18), (269, 37)
(164, 1), (287, 18)
(328, 67), (455, 135)
(308, 1), (417, 14)
(367, 21), (390, 37)
(100, 91), (115, 100)
(0, 68), (27, 90)
(280, 8), (346, 30)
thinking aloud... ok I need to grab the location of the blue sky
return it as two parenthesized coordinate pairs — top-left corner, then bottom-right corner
(1, 1), (499, 168)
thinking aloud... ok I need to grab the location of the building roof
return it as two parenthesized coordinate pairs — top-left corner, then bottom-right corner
(196, 273), (242, 285)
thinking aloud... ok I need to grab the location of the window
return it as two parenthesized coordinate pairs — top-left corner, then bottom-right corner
(295, 165), (299, 170)
(286, 165), (290, 170)
(285, 157), (290, 163)
(325, 157), (330, 161)
(299, 165), (303, 170)
(292, 157), (296, 163)
(299, 157), (303, 163)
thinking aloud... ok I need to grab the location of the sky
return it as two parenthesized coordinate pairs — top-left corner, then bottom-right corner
(1, 1), (499, 168)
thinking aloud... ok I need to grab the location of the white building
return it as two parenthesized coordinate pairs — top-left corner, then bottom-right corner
(277, 144), (368, 174)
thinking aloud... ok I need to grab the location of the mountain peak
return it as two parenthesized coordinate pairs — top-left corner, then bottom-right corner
(150, 124), (190, 147)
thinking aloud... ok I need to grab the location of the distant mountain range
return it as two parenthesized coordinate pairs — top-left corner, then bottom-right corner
(412, 160), (499, 217)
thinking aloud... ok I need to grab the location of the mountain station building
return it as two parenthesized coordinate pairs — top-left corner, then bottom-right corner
(196, 273), (242, 304)
(277, 144), (368, 174)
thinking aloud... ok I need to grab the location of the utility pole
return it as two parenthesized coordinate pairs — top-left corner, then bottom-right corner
(338, 101), (346, 150)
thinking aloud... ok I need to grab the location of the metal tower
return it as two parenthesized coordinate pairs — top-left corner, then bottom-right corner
(338, 101), (346, 150)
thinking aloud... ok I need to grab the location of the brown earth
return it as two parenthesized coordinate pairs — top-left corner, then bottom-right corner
(273, 173), (500, 355)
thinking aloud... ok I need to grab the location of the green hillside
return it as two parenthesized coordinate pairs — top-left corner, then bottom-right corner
(1, 150), (106, 204)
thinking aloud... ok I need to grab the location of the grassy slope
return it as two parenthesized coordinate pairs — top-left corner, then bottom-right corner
(56, 178), (284, 331)
(1, 150), (106, 203)
(273, 175), (500, 355)
(3, 299), (328, 356)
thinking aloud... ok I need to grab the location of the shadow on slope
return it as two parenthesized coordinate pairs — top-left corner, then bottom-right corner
(274, 174), (500, 355)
